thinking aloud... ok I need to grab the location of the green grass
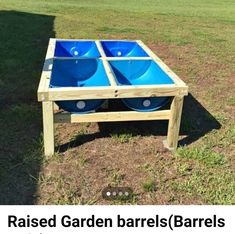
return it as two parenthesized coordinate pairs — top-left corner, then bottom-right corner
(104, 168), (125, 187)
(227, 96), (235, 106)
(0, 0), (234, 204)
(177, 163), (192, 176)
(142, 180), (156, 192)
(173, 168), (235, 204)
(177, 147), (226, 167)
(110, 133), (136, 143)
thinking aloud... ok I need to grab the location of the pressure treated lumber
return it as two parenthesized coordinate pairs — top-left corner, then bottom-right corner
(42, 101), (55, 156)
(166, 96), (184, 150)
(38, 39), (188, 156)
(54, 110), (171, 123)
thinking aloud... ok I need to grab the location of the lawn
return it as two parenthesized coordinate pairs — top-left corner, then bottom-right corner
(0, 0), (234, 204)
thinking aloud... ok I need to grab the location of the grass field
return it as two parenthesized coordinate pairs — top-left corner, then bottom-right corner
(0, 0), (234, 204)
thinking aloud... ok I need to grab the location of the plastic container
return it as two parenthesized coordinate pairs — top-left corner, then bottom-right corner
(50, 59), (110, 113)
(55, 41), (100, 58)
(101, 41), (149, 57)
(109, 60), (174, 111)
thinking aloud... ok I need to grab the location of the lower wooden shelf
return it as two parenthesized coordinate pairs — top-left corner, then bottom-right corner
(54, 110), (171, 123)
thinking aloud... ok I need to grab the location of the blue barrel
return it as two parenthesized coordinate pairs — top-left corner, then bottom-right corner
(50, 59), (110, 113)
(101, 41), (149, 57)
(109, 60), (174, 112)
(55, 41), (101, 58)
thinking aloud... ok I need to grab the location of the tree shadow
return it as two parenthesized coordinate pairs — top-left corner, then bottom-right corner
(0, 11), (55, 204)
(58, 93), (221, 152)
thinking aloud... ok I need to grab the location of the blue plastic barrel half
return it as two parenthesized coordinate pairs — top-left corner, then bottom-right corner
(101, 41), (149, 57)
(50, 59), (110, 113)
(109, 60), (174, 112)
(54, 41), (100, 58)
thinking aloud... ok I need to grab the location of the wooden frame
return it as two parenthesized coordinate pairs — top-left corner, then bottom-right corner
(38, 38), (188, 156)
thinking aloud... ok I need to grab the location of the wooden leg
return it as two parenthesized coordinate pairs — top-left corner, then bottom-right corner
(164, 96), (184, 151)
(42, 101), (54, 156)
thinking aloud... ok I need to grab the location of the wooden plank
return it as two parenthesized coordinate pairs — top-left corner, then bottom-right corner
(102, 60), (117, 86)
(38, 85), (188, 101)
(95, 40), (117, 86)
(54, 110), (171, 123)
(165, 96), (184, 151)
(37, 38), (56, 101)
(137, 40), (188, 88)
(42, 101), (55, 156)
(95, 40), (106, 57)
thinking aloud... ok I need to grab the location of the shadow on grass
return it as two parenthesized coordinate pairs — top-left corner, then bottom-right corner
(58, 93), (221, 152)
(0, 11), (55, 204)
(179, 93), (221, 145)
